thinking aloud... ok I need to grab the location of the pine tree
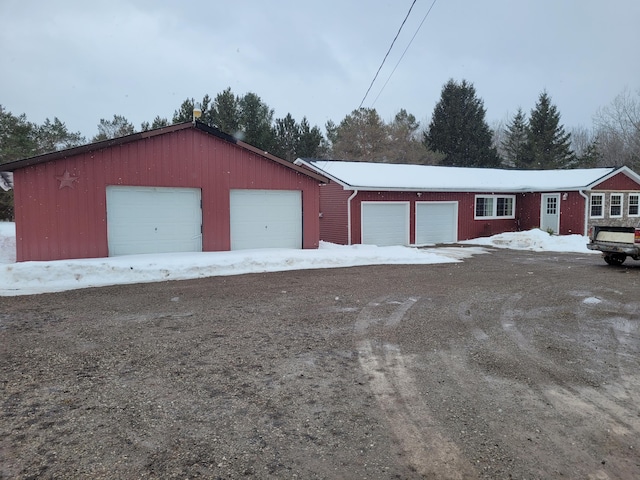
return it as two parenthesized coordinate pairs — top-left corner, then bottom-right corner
(0, 106), (39, 164)
(325, 120), (338, 149)
(237, 92), (276, 151)
(523, 91), (574, 169)
(172, 97), (213, 124)
(502, 108), (528, 167)
(0, 107), (84, 219)
(297, 118), (326, 159)
(0, 107), (36, 220)
(172, 98), (196, 124)
(273, 113), (300, 162)
(272, 116), (325, 161)
(92, 115), (135, 142)
(38, 117), (85, 152)
(151, 116), (169, 129)
(424, 79), (501, 167)
(272, 115), (326, 161)
(386, 109), (433, 164)
(576, 141), (602, 167)
(211, 88), (240, 135)
(330, 108), (388, 161)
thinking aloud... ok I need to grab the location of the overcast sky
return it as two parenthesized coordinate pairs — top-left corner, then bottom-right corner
(1, 0), (638, 140)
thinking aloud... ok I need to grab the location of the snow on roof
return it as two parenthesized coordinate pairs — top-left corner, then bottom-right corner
(303, 160), (616, 192)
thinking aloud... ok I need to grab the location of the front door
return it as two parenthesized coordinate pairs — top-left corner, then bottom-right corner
(540, 193), (560, 234)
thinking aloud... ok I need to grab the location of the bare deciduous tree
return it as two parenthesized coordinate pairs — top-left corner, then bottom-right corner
(570, 126), (594, 159)
(491, 117), (507, 161)
(593, 88), (640, 167)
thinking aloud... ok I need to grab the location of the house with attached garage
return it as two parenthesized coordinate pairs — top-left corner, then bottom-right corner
(294, 159), (640, 246)
(1, 121), (328, 262)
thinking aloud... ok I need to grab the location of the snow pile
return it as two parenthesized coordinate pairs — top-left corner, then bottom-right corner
(0, 227), (484, 295)
(461, 228), (594, 253)
(0, 223), (594, 296)
(583, 297), (602, 305)
(0, 222), (16, 264)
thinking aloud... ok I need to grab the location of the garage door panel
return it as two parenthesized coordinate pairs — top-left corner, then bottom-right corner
(361, 202), (409, 246)
(415, 202), (458, 244)
(230, 189), (302, 250)
(106, 186), (202, 256)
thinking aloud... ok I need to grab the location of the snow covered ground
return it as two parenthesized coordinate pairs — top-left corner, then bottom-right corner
(0, 222), (594, 296)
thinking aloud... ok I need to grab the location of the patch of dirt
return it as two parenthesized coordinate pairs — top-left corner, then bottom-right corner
(1, 250), (640, 478)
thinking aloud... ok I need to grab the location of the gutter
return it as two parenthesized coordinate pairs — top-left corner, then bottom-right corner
(346, 189), (358, 245)
(579, 189), (589, 235)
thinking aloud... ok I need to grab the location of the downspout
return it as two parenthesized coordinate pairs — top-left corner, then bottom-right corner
(579, 189), (589, 235)
(346, 189), (358, 246)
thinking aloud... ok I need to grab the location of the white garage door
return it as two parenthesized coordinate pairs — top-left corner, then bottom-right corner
(106, 186), (202, 256)
(415, 202), (458, 244)
(361, 202), (409, 246)
(230, 189), (302, 250)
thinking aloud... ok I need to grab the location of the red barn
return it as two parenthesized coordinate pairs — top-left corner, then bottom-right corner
(294, 160), (640, 246)
(1, 122), (327, 261)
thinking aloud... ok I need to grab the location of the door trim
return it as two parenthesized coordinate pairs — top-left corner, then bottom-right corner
(540, 193), (561, 234)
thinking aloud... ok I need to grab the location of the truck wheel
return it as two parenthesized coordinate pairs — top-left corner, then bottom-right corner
(604, 253), (626, 266)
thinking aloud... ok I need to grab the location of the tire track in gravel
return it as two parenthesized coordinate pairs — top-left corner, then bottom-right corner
(508, 295), (640, 439)
(354, 295), (475, 479)
(567, 298), (640, 437)
(497, 294), (640, 436)
(472, 293), (639, 479)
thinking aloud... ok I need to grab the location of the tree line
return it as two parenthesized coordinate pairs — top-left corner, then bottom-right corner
(2, 82), (639, 219)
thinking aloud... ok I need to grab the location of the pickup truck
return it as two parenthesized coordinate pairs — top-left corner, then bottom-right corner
(587, 225), (640, 265)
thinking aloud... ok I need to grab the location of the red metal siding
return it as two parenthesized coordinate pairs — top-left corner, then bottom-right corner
(318, 182), (350, 244)
(349, 191), (415, 244)
(516, 193), (540, 231)
(518, 192), (587, 235)
(13, 129), (321, 261)
(316, 187), (590, 246)
(347, 191), (523, 244)
(558, 192), (586, 235)
(595, 172), (640, 190)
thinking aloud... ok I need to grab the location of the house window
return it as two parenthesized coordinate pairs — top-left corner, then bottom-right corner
(610, 193), (623, 218)
(475, 195), (515, 219)
(590, 194), (604, 218)
(546, 197), (557, 215)
(629, 194), (639, 216)
(475, 197), (493, 217)
(497, 197), (514, 217)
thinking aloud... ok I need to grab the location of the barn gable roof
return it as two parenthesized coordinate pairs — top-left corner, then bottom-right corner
(0, 121), (328, 183)
(295, 159), (639, 193)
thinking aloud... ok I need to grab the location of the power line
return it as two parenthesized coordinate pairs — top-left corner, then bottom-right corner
(358, 0), (418, 109)
(371, 0), (438, 108)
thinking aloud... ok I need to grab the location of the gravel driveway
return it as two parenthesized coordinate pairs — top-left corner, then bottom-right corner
(1, 248), (639, 479)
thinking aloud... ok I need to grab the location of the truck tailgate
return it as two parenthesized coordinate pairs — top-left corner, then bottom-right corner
(595, 231), (635, 243)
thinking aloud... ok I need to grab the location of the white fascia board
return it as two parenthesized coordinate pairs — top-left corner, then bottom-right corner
(294, 158), (356, 191)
